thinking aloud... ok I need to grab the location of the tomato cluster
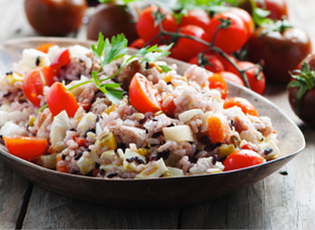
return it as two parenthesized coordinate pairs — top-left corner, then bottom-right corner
(131, 0), (312, 94)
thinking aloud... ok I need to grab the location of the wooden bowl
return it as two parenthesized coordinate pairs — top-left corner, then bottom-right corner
(0, 37), (305, 208)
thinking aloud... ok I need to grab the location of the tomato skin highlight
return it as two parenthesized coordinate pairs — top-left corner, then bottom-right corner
(224, 97), (259, 116)
(129, 73), (161, 114)
(47, 82), (79, 117)
(23, 66), (55, 106)
(228, 7), (254, 39)
(207, 11), (248, 54)
(170, 25), (210, 62)
(223, 149), (265, 171)
(4, 136), (47, 161)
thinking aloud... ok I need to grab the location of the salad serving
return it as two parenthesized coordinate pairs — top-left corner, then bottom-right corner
(0, 34), (280, 179)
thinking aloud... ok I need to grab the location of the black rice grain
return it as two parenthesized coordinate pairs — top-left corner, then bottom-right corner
(74, 152), (83, 160)
(151, 131), (163, 138)
(157, 150), (171, 160)
(61, 154), (66, 161)
(35, 56), (40, 66)
(107, 172), (118, 178)
(264, 148), (273, 155)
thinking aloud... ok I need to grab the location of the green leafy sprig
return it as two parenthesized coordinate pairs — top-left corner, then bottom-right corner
(288, 62), (315, 115)
(68, 33), (172, 105)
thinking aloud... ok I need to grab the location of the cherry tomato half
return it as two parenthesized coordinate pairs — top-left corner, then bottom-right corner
(223, 97), (259, 116)
(208, 73), (228, 99)
(223, 149), (265, 171)
(129, 73), (161, 114)
(23, 66), (55, 106)
(4, 136), (47, 161)
(207, 11), (248, 54)
(47, 82), (79, 117)
(50, 48), (71, 72)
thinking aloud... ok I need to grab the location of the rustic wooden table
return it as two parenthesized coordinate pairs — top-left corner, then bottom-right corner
(0, 0), (314, 229)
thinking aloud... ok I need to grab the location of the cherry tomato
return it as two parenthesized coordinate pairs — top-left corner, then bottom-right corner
(223, 97), (259, 116)
(228, 7), (254, 39)
(239, 0), (288, 21)
(50, 49), (71, 72)
(237, 61), (266, 94)
(220, 71), (245, 87)
(208, 73), (228, 99)
(129, 73), (161, 114)
(170, 25), (210, 62)
(136, 5), (177, 44)
(129, 38), (145, 49)
(247, 23), (312, 83)
(23, 66), (55, 106)
(24, 0), (87, 36)
(47, 82), (79, 117)
(4, 136), (47, 161)
(36, 43), (56, 53)
(178, 9), (211, 31)
(87, 3), (138, 43)
(223, 149), (265, 171)
(207, 11), (248, 54)
(189, 54), (224, 73)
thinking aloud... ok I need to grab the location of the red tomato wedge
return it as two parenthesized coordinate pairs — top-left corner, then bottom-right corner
(23, 66), (55, 106)
(3, 136), (47, 160)
(208, 73), (228, 99)
(36, 43), (56, 53)
(50, 49), (71, 72)
(223, 97), (259, 116)
(207, 113), (230, 144)
(129, 73), (161, 114)
(47, 82), (79, 117)
(223, 149), (265, 171)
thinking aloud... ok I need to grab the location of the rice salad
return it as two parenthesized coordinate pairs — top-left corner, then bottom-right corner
(0, 36), (279, 179)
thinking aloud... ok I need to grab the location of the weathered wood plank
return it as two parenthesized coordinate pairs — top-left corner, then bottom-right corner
(0, 161), (30, 229)
(0, 1), (35, 229)
(22, 185), (180, 229)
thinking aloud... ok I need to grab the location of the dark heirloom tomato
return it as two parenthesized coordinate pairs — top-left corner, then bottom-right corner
(247, 24), (312, 83)
(24, 0), (87, 36)
(239, 0), (288, 20)
(87, 3), (138, 43)
(288, 61), (315, 128)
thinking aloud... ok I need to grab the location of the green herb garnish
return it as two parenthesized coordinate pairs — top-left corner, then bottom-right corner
(69, 33), (172, 105)
(288, 61), (315, 114)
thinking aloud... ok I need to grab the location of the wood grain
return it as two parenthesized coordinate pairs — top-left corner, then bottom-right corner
(0, 0), (315, 229)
